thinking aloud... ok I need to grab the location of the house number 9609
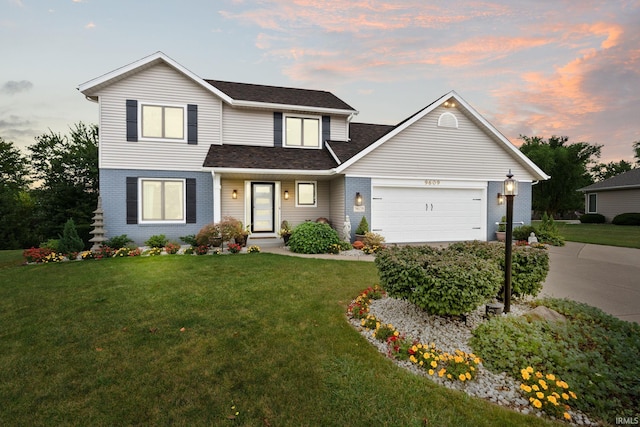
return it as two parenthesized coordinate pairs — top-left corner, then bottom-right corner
(424, 179), (441, 185)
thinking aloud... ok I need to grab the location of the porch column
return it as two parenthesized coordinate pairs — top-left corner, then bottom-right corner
(212, 171), (221, 223)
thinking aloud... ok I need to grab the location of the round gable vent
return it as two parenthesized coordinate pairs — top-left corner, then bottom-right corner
(438, 112), (458, 128)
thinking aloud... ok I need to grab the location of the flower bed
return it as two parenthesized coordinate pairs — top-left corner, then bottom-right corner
(347, 286), (591, 425)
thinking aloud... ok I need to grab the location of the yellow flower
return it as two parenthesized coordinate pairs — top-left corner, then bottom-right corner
(520, 384), (532, 393)
(532, 399), (542, 409)
(526, 366), (534, 373)
(561, 393), (569, 400)
(535, 372), (543, 378)
(521, 369), (531, 380)
(447, 374), (452, 379)
(393, 331), (399, 337)
(539, 379), (548, 390)
(465, 372), (471, 380)
(546, 373), (556, 381)
(473, 357), (481, 364)
(419, 361), (424, 366)
(532, 385), (539, 391)
(454, 356), (464, 363)
(438, 368), (446, 377)
(547, 395), (558, 405)
(411, 345), (418, 352)
(569, 391), (577, 399)
(409, 355), (418, 364)
(417, 343), (423, 349)
(458, 374), (466, 381)
(536, 392), (544, 399)
(563, 412), (571, 420)
(430, 361), (437, 368)
(428, 369), (435, 375)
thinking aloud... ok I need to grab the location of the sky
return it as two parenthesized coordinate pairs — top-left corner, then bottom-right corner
(1, 0), (639, 163)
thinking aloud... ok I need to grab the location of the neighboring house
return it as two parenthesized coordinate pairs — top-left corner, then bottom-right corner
(78, 52), (549, 245)
(578, 168), (640, 222)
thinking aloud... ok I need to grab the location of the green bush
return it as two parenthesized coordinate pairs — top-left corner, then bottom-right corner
(612, 212), (640, 226)
(513, 225), (537, 241)
(580, 213), (605, 223)
(145, 234), (168, 248)
(103, 234), (133, 249)
(355, 216), (369, 235)
(196, 223), (222, 247)
(39, 239), (59, 251)
(375, 245), (502, 315)
(180, 234), (198, 246)
(471, 297), (640, 423)
(449, 241), (549, 297)
(288, 222), (341, 254)
(58, 219), (85, 255)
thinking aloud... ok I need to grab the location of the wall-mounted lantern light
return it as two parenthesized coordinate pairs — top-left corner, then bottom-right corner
(497, 193), (504, 205)
(232, 189), (238, 199)
(443, 100), (456, 108)
(355, 192), (363, 206)
(284, 190), (289, 200)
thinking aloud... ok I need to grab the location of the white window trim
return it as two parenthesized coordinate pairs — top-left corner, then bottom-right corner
(587, 193), (597, 214)
(138, 101), (187, 142)
(295, 180), (317, 207)
(139, 178), (187, 224)
(283, 114), (321, 149)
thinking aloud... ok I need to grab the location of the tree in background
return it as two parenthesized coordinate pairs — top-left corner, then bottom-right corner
(590, 141), (639, 182)
(0, 138), (37, 249)
(519, 135), (601, 217)
(28, 122), (99, 246)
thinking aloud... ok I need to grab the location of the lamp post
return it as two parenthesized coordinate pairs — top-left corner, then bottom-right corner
(503, 170), (518, 313)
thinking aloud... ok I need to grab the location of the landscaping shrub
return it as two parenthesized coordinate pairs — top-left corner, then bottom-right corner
(471, 297), (640, 423)
(376, 245), (502, 315)
(58, 219), (85, 255)
(355, 216), (369, 235)
(103, 234), (133, 250)
(448, 241), (549, 297)
(536, 213), (565, 246)
(288, 221), (341, 254)
(579, 213), (605, 223)
(196, 223), (222, 247)
(145, 234), (168, 248)
(612, 212), (640, 226)
(513, 225), (537, 241)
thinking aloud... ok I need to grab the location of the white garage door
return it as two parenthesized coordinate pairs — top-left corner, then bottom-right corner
(371, 186), (485, 243)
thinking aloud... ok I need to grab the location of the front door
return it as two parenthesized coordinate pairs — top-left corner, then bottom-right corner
(251, 182), (275, 233)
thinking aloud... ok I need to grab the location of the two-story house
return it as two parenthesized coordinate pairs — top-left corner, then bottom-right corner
(78, 52), (548, 246)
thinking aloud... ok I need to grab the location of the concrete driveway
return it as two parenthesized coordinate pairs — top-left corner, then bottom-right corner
(542, 242), (640, 323)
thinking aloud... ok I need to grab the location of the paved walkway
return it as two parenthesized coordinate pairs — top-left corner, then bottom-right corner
(262, 242), (640, 323)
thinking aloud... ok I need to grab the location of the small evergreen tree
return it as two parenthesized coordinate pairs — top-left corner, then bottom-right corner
(58, 218), (85, 255)
(355, 216), (369, 235)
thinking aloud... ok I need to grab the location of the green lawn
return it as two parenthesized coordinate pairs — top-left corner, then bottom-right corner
(550, 222), (640, 249)
(0, 253), (561, 426)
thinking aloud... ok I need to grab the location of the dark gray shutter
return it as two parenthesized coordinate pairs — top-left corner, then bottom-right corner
(186, 178), (196, 223)
(126, 100), (138, 142)
(187, 104), (198, 144)
(274, 112), (283, 147)
(126, 177), (138, 224)
(322, 115), (330, 147)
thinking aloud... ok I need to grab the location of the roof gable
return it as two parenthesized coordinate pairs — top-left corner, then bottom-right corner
(335, 91), (549, 181)
(579, 168), (640, 192)
(78, 52), (356, 115)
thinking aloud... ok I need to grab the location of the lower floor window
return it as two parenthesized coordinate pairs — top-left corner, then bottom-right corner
(141, 179), (185, 222)
(296, 181), (317, 207)
(587, 193), (597, 213)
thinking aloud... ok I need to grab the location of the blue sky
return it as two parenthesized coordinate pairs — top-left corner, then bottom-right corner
(1, 0), (639, 163)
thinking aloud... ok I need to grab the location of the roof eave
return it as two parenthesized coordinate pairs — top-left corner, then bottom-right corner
(231, 100), (357, 115)
(207, 167), (336, 176)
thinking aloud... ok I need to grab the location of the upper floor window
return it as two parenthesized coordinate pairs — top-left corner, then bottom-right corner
(285, 116), (320, 148)
(141, 104), (185, 140)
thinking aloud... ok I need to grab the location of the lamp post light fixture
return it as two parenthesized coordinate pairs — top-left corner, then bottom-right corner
(503, 170), (518, 313)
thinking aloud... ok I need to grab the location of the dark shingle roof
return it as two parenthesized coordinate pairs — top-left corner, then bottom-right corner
(328, 123), (395, 163)
(203, 144), (339, 170)
(205, 80), (356, 112)
(579, 168), (640, 192)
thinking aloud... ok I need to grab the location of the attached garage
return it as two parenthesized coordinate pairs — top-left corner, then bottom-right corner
(370, 179), (486, 243)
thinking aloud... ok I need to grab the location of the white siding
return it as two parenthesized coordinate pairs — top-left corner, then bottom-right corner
(220, 179), (246, 221)
(330, 176), (345, 230)
(97, 62), (222, 171)
(344, 106), (537, 181)
(281, 180), (331, 226)
(330, 116), (348, 141)
(591, 189), (640, 222)
(222, 106), (274, 146)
